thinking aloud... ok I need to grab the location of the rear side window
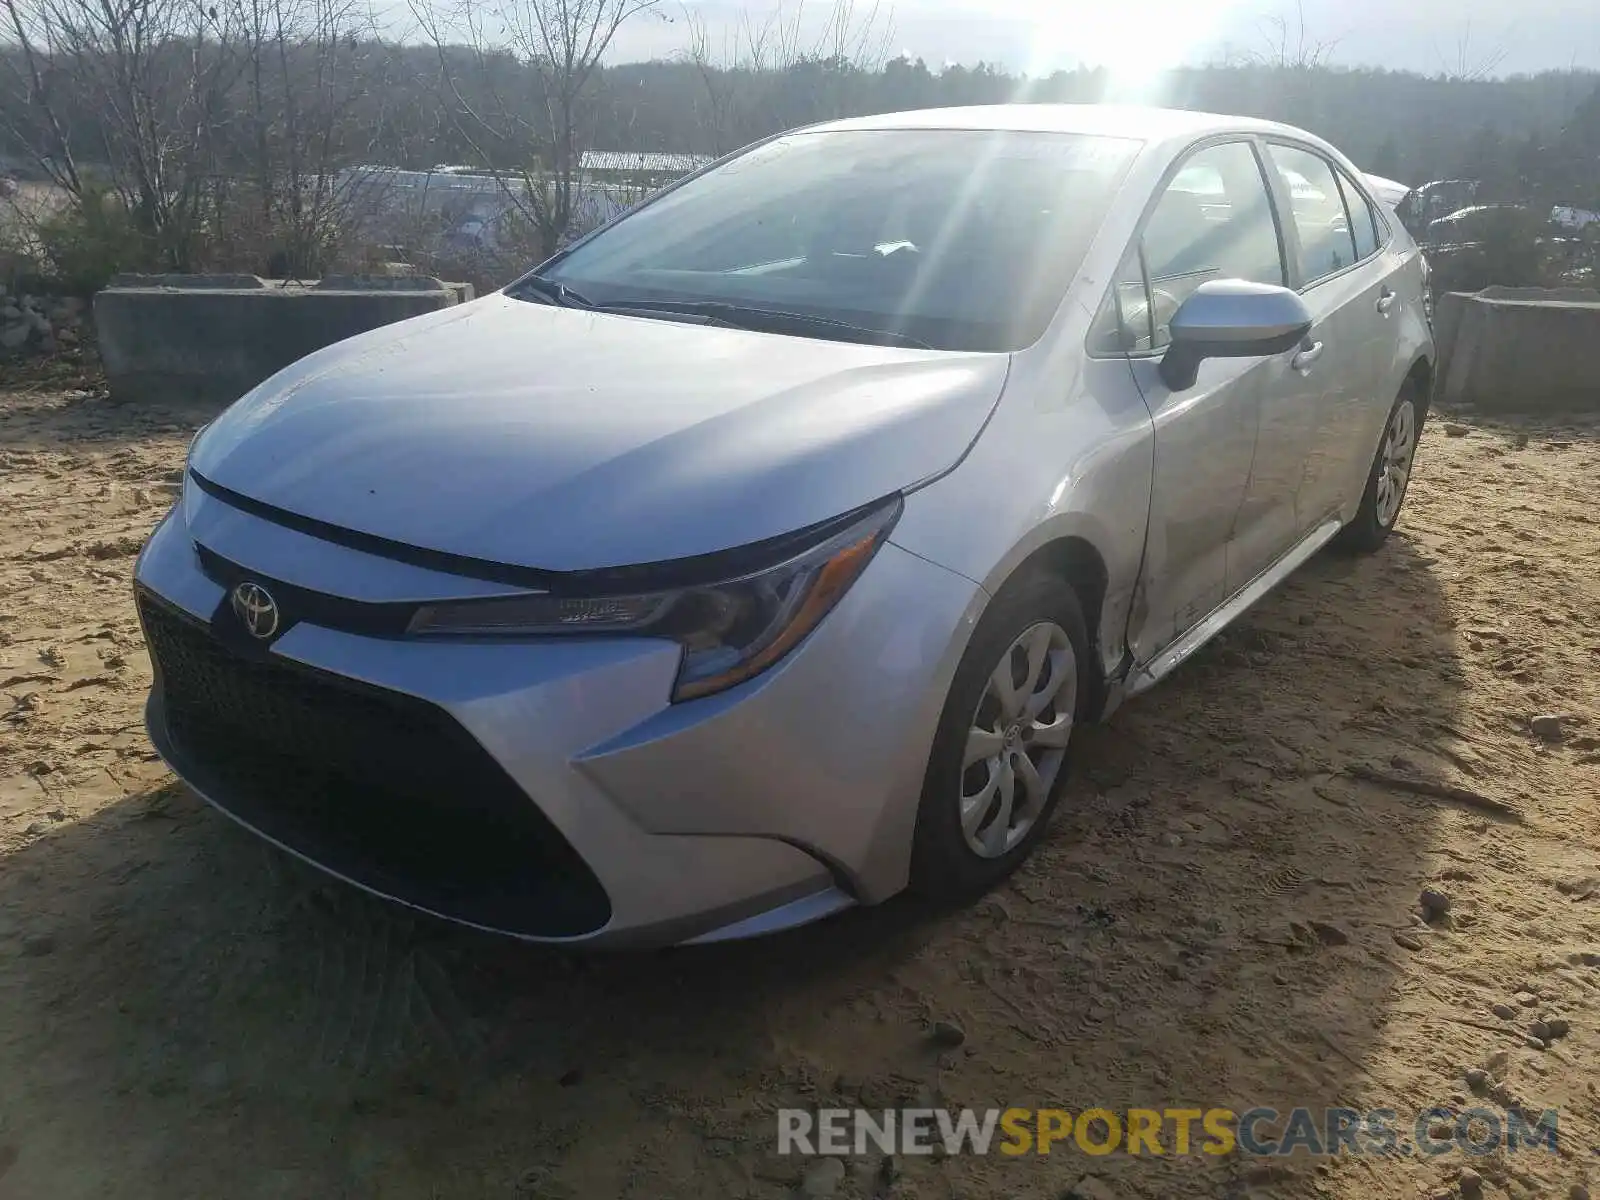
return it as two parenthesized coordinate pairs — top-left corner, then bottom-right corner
(1337, 169), (1381, 261)
(1266, 143), (1358, 286)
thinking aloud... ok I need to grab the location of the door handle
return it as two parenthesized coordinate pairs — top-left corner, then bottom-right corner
(1291, 339), (1324, 373)
(1376, 288), (1396, 315)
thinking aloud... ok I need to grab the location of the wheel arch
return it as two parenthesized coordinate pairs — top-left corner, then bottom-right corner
(1404, 354), (1434, 411)
(982, 532), (1118, 721)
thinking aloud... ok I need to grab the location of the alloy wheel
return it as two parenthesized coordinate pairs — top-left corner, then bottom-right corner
(959, 621), (1076, 859)
(1374, 398), (1417, 529)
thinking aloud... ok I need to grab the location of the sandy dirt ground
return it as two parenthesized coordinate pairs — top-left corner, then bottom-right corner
(2, 373), (1599, 1200)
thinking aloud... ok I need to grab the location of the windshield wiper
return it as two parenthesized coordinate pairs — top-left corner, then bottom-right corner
(513, 275), (595, 309)
(589, 299), (934, 350)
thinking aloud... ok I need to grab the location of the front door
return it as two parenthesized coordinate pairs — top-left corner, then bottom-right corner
(1105, 139), (1296, 665)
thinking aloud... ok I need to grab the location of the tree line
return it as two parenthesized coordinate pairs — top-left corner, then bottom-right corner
(1, 0), (1598, 289)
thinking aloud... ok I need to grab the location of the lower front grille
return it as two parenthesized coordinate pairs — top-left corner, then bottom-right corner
(137, 588), (612, 938)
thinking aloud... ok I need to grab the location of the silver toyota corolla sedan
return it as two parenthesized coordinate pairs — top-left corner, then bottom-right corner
(134, 105), (1433, 947)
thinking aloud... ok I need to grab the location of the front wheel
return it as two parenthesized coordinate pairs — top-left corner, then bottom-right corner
(1334, 383), (1424, 554)
(909, 571), (1091, 901)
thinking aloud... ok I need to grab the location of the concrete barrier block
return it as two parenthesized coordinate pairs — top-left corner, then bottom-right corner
(1432, 291), (1474, 390)
(1437, 287), (1600, 413)
(307, 274), (476, 305)
(311, 274), (449, 291)
(94, 275), (469, 405)
(1477, 285), (1600, 303)
(109, 273), (267, 290)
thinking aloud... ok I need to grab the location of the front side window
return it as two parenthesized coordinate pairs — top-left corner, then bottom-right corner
(1089, 244), (1157, 354)
(1267, 143), (1359, 286)
(1122, 140), (1286, 351)
(535, 129), (1143, 353)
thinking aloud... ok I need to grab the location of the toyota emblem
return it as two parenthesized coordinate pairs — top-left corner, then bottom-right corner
(230, 581), (280, 640)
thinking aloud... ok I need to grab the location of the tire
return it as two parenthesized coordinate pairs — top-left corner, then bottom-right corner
(909, 569), (1092, 902)
(1334, 380), (1426, 555)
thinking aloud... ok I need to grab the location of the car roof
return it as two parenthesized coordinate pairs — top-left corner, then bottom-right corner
(801, 103), (1315, 147)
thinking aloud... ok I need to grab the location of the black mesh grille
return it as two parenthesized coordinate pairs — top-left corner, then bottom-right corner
(138, 588), (611, 937)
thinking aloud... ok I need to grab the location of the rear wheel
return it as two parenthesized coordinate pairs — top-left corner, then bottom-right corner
(910, 570), (1091, 901)
(1335, 382), (1424, 554)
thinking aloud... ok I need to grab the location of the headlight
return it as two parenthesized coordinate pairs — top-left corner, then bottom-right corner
(408, 497), (902, 701)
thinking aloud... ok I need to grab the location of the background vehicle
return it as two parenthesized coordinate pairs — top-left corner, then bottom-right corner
(1551, 204), (1600, 232)
(1401, 179), (1481, 237)
(1423, 203), (1540, 248)
(134, 106), (1433, 947)
(1363, 173), (1413, 210)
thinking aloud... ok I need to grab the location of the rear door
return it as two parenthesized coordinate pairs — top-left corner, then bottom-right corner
(1257, 142), (1396, 537)
(1327, 168), (1412, 509)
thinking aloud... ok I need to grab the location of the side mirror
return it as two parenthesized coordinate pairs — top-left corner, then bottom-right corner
(1158, 279), (1313, 391)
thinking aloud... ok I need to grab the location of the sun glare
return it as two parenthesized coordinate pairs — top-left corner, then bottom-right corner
(1016, 0), (1248, 97)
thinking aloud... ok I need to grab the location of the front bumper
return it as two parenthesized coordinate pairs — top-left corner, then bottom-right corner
(132, 495), (984, 947)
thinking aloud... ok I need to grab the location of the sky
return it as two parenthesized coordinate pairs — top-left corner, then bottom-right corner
(610, 0), (1600, 77)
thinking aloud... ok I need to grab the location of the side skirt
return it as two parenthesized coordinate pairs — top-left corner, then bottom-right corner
(1112, 516), (1344, 705)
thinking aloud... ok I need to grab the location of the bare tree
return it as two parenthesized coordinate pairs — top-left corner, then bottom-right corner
(681, 5), (742, 157)
(680, 0), (892, 156)
(222, 0), (384, 274)
(681, 2), (794, 156)
(412, 0), (661, 259)
(813, 0), (892, 74)
(1239, 1), (1339, 131)
(1250, 0), (1339, 70)
(1433, 22), (1509, 83)
(0, 0), (86, 196)
(0, 0), (248, 268)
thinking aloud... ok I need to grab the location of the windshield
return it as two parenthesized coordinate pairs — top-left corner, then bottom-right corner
(532, 128), (1142, 352)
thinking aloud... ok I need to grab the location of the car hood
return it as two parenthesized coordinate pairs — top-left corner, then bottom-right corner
(190, 293), (1009, 573)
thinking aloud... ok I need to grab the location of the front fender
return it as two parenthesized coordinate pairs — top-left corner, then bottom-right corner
(889, 351), (1155, 685)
